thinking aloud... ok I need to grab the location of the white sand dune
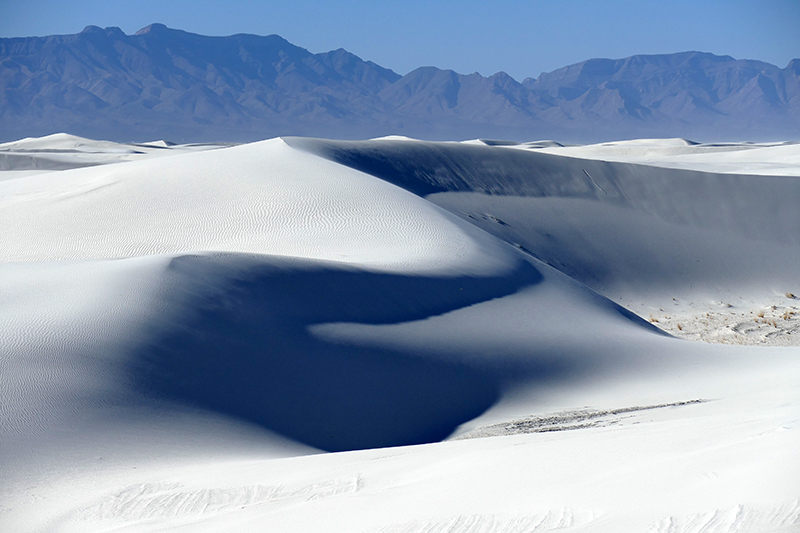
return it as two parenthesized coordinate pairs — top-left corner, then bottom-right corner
(0, 138), (515, 275)
(295, 136), (800, 345)
(1, 135), (799, 532)
(0, 133), (227, 173)
(521, 137), (800, 176)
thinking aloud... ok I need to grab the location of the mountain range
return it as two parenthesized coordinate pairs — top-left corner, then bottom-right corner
(1, 23), (798, 142)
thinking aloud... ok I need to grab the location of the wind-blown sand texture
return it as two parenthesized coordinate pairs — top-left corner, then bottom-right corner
(1, 134), (799, 532)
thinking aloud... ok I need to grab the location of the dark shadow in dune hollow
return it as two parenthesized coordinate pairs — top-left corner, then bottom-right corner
(129, 255), (568, 452)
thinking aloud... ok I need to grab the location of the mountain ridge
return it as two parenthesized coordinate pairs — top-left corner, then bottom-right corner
(1, 24), (798, 142)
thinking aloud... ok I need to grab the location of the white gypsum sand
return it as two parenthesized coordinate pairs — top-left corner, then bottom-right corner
(292, 136), (800, 346)
(0, 133), (228, 173)
(0, 134), (798, 532)
(495, 137), (800, 344)
(516, 138), (800, 176)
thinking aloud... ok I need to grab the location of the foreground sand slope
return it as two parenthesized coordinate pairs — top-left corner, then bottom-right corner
(0, 135), (798, 532)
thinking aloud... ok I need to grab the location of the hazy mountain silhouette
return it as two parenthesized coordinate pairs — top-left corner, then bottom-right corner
(1, 24), (798, 142)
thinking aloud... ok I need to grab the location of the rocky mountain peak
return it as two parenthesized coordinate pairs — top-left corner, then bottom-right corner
(0, 26), (797, 142)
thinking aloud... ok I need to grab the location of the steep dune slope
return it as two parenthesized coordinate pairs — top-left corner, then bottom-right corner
(0, 138), (514, 274)
(1, 135), (798, 532)
(294, 137), (800, 342)
(1, 137), (543, 469)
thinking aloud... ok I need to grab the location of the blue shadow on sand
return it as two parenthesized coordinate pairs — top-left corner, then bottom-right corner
(129, 254), (558, 452)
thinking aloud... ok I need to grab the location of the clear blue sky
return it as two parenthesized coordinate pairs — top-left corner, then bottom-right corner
(1, 0), (798, 80)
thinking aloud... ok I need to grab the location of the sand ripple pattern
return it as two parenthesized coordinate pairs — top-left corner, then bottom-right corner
(0, 138), (514, 276)
(0, 258), (167, 445)
(59, 476), (360, 527)
(649, 500), (800, 533)
(371, 509), (593, 533)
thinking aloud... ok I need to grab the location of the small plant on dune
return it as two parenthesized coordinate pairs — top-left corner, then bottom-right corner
(786, 292), (796, 299)
(677, 324), (683, 331)
(757, 311), (765, 318)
